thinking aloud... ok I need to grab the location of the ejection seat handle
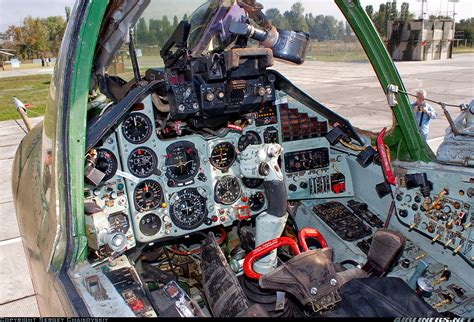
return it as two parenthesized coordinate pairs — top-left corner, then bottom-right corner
(298, 227), (329, 252)
(243, 237), (301, 280)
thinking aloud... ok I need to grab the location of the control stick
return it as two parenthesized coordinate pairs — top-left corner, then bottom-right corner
(240, 143), (288, 274)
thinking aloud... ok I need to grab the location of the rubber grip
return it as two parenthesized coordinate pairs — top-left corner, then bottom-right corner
(263, 180), (287, 218)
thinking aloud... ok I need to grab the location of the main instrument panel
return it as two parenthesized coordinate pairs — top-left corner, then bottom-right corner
(85, 92), (354, 246)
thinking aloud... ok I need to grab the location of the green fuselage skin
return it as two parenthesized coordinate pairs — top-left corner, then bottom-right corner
(11, 0), (433, 316)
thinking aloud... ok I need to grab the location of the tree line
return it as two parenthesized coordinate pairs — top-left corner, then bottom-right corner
(1, 2), (472, 60)
(133, 3), (354, 45)
(456, 18), (474, 43)
(2, 6), (70, 60)
(364, 1), (417, 37)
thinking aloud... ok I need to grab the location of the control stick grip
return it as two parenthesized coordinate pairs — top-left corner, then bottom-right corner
(263, 180), (287, 218)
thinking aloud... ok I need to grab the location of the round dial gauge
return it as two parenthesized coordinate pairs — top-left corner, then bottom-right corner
(108, 212), (130, 233)
(95, 148), (118, 181)
(139, 213), (161, 236)
(134, 180), (163, 212)
(249, 191), (265, 212)
(210, 142), (236, 170)
(170, 188), (207, 230)
(215, 176), (242, 205)
(122, 112), (153, 144)
(238, 131), (262, 152)
(128, 147), (157, 178)
(242, 177), (264, 189)
(165, 141), (200, 183)
(263, 126), (279, 143)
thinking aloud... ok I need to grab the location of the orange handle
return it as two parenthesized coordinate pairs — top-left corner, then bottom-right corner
(243, 237), (301, 279)
(298, 227), (328, 252)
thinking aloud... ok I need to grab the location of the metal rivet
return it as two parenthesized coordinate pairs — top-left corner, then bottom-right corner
(330, 278), (337, 286)
(310, 287), (318, 295)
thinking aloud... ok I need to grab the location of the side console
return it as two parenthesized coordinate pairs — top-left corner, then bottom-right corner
(392, 161), (473, 266)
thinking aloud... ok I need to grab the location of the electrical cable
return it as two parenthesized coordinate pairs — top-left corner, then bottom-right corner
(399, 89), (463, 109)
(339, 139), (366, 151)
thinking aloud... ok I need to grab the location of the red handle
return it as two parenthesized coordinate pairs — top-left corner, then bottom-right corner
(376, 127), (395, 185)
(243, 237), (301, 279)
(298, 227), (328, 252)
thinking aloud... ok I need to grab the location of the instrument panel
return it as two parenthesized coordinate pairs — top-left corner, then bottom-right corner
(86, 92), (354, 244)
(110, 95), (272, 243)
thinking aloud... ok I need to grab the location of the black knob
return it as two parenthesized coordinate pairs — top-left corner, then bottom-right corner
(288, 184), (297, 192)
(412, 204), (419, 211)
(300, 182), (308, 189)
(414, 195), (422, 203)
(258, 163), (270, 176)
(204, 218), (213, 226)
(399, 209), (408, 218)
(396, 194), (403, 201)
(401, 258), (411, 268)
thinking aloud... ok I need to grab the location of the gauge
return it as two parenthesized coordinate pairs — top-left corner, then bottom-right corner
(170, 188), (207, 230)
(263, 126), (279, 143)
(127, 147), (157, 178)
(249, 192), (265, 212)
(242, 177), (264, 189)
(122, 112), (153, 144)
(165, 141), (200, 183)
(214, 176), (241, 205)
(238, 131), (262, 152)
(108, 212), (130, 233)
(210, 142), (236, 170)
(133, 180), (163, 212)
(139, 213), (161, 236)
(95, 148), (118, 181)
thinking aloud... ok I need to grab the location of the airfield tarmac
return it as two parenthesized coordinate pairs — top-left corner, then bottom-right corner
(0, 53), (472, 316)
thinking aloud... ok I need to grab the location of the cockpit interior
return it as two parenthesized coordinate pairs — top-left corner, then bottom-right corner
(74, 0), (473, 317)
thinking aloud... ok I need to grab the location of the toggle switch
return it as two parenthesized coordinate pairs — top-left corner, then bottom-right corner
(444, 239), (453, 247)
(415, 253), (427, 260)
(445, 219), (454, 230)
(432, 234), (440, 243)
(432, 269), (451, 286)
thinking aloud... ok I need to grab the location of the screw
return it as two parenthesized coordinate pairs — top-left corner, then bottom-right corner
(330, 278), (337, 286)
(310, 287), (318, 295)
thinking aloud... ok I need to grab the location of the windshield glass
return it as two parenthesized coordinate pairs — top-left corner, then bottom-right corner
(114, 0), (473, 158)
(187, 0), (245, 55)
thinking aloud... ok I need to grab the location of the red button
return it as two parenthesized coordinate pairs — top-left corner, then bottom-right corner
(241, 196), (248, 202)
(220, 216), (226, 222)
(212, 215), (218, 222)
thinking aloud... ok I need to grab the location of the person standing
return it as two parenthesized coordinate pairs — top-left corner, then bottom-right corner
(411, 89), (437, 140)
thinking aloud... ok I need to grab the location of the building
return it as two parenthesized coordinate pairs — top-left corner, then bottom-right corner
(386, 19), (454, 61)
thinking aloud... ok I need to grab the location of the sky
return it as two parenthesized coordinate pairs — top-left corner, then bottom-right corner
(0, 0), (472, 32)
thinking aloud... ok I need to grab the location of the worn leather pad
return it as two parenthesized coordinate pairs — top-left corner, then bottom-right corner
(200, 232), (250, 317)
(259, 248), (341, 312)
